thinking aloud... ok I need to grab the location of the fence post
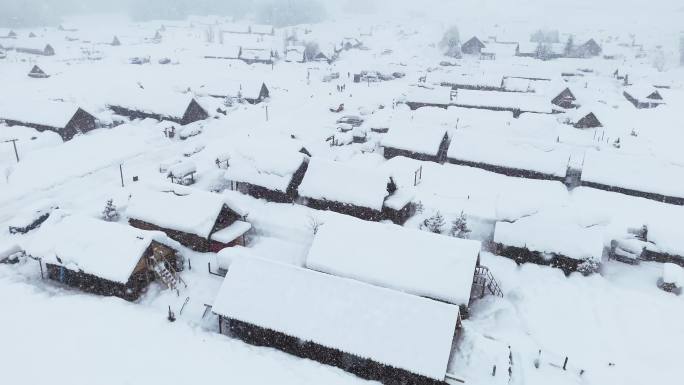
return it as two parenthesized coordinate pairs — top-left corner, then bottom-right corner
(492, 365), (496, 376)
(563, 357), (568, 370)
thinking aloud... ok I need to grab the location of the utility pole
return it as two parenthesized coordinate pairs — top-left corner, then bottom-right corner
(265, 105), (269, 121)
(119, 164), (124, 188)
(3, 139), (19, 162)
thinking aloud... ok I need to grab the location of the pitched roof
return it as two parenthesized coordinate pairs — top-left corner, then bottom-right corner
(212, 256), (460, 380)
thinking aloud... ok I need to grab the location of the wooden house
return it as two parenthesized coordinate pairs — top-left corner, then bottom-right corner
(0, 29), (17, 39)
(297, 158), (405, 222)
(213, 256), (462, 385)
(576, 39), (602, 58)
(223, 141), (310, 203)
(15, 43), (55, 56)
(381, 126), (450, 163)
(127, 189), (250, 252)
(570, 109), (602, 129)
(461, 36), (486, 55)
(27, 65), (49, 78)
(493, 216), (604, 275)
(27, 216), (180, 301)
(107, 93), (209, 125)
(623, 86), (664, 109)
(196, 80), (269, 105)
(306, 215), (494, 315)
(0, 100), (96, 141)
(111, 36), (121, 46)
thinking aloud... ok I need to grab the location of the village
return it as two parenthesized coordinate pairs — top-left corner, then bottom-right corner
(1, 3), (683, 385)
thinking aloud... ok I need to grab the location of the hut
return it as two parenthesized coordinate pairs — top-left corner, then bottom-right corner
(492, 215), (603, 275)
(107, 92), (209, 125)
(576, 39), (602, 58)
(460, 36), (486, 55)
(381, 126), (450, 163)
(297, 158), (394, 221)
(0, 29), (17, 39)
(623, 86), (664, 109)
(27, 215), (180, 301)
(195, 80), (270, 104)
(111, 36), (121, 46)
(223, 140), (310, 203)
(0, 100), (96, 141)
(213, 256), (462, 385)
(568, 108), (602, 129)
(284, 45), (306, 62)
(27, 65), (49, 78)
(127, 189), (250, 252)
(306, 215), (490, 314)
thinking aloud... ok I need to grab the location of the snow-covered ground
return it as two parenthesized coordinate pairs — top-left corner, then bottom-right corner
(1, 4), (683, 385)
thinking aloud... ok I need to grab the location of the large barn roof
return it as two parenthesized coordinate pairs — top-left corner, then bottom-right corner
(212, 256), (460, 381)
(306, 215), (481, 306)
(381, 125), (448, 156)
(297, 157), (389, 211)
(25, 215), (175, 283)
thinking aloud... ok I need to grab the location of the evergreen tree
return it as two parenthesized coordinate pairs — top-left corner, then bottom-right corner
(102, 199), (119, 222)
(440, 26), (462, 58)
(563, 35), (575, 57)
(422, 211), (445, 234)
(449, 211), (471, 239)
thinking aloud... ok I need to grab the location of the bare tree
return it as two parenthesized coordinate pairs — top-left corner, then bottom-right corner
(307, 215), (324, 235)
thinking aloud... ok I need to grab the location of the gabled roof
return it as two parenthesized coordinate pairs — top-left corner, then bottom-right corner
(0, 99), (84, 128)
(213, 256), (460, 381)
(306, 214), (481, 306)
(462, 36), (486, 49)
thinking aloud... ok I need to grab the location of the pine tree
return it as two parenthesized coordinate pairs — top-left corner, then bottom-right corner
(563, 35), (575, 57)
(422, 211), (445, 234)
(102, 199), (119, 222)
(449, 211), (471, 239)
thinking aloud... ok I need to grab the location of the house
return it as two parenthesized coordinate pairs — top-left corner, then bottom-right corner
(580, 150), (684, 205)
(381, 126), (450, 163)
(404, 85), (455, 110)
(111, 36), (121, 46)
(306, 215), (491, 314)
(551, 87), (578, 109)
(451, 89), (553, 117)
(493, 215), (604, 275)
(26, 215), (180, 301)
(249, 24), (275, 36)
(576, 39), (602, 58)
(127, 189), (250, 252)
(213, 256), (462, 385)
(0, 29), (17, 39)
(341, 37), (362, 50)
(446, 132), (570, 181)
(15, 42), (55, 56)
(27, 65), (49, 78)
(641, 219), (684, 267)
(238, 47), (276, 65)
(58, 24), (78, 32)
(461, 36), (486, 55)
(623, 86), (664, 109)
(297, 158), (398, 221)
(0, 100), (96, 141)
(223, 140), (310, 203)
(431, 72), (504, 91)
(195, 80), (270, 104)
(107, 92), (209, 125)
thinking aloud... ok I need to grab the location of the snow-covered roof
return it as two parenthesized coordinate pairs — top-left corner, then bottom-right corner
(581, 150), (684, 200)
(212, 256), (459, 380)
(25, 215), (174, 283)
(404, 85), (453, 106)
(193, 79), (267, 100)
(107, 89), (197, 119)
(662, 263), (684, 286)
(623, 85), (663, 101)
(127, 189), (228, 239)
(494, 217), (604, 261)
(381, 126), (448, 156)
(453, 89), (552, 113)
(430, 72), (503, 88)
(306, 215), (481, 305)
(447, 132), (570, 178)
(297, 158), (389, 211)
(0, 100), (82, 128)
(223, 141), (307, 193)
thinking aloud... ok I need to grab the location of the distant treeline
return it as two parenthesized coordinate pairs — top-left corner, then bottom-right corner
(0, 0), (326, 28)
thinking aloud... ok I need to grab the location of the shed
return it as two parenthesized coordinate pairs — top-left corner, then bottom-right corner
(27, 65), (49, 79)
(306, 215), (483, 310)
(26, 215), (179, 301)
(0, 100), (96, 141)
(127, 189), (249, 252)
(551, 87), (577, 109)
(623, 86), (664, 109)
(213, 256), (461, 385)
